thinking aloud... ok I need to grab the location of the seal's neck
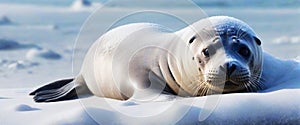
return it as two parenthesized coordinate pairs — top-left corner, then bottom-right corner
(261, 52), (299, 89)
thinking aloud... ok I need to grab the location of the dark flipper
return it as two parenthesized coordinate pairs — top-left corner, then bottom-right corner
(29, 78), (73, 95)
(30, 78), (91, 103)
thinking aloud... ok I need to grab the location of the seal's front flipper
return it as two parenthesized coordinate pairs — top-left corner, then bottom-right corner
(30, 79), (91, 102)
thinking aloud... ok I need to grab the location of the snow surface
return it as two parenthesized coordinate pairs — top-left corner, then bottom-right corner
(0, 0), (300, 124)
(1, 87), (300, 125)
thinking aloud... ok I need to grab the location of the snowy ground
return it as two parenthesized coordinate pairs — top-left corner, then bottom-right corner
(0, 0), (300, 124)
(1, 88), (300, 125)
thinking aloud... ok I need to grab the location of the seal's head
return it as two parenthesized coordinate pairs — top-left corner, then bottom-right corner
(188, 16), (263, 95)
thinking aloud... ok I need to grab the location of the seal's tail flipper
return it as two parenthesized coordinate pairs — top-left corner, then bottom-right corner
(29, 78), (90, 102)
(29, 78), (73, 96)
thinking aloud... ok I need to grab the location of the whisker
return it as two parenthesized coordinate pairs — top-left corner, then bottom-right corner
(202, 28), (216, 39)
(250, 73), (265, 90)
(201, 86), (207, 96)
(238, 27), (248, 39)
(244, 83), (249, 92)
(246, 82), (253, 92)
(251, 81), (259, 91)
(236, 25), (244, 38)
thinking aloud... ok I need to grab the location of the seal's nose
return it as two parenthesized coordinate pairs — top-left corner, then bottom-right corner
(225, 62), (237, 76)
(220, 61), (238, 77)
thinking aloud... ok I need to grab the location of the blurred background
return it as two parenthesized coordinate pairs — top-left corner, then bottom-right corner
(0, 0), (299, 88)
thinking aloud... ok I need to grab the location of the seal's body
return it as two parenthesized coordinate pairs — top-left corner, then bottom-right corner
(30, 16), (266, 102)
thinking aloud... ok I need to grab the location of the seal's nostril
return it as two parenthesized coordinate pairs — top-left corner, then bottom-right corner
(220, 65), (226, 72)
(225, 62), (237, 76)
(229, 64), (237, 75)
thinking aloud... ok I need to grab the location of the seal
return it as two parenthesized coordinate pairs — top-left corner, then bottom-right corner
(30, 16), (264, 102)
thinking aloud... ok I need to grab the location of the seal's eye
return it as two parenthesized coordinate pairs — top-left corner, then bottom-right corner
(238, 46), (250, 57)
(202, 48), (210, 57)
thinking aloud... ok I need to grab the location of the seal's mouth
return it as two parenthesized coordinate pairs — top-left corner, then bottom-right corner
(224, 81), (239, 87)
(207, 80), (240, 87)
(205, 80), (242, 92)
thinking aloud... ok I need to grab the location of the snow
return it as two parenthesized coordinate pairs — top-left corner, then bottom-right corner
(0, 39), (38, 50)
(0, 0), (300, 124)
(26, 48), (62, 60)
(14, 104), (40, 111)
(71, 0), (102, 11)
(7, 60), (39, 70)
(273, 36), (300, 44)
(1, 87), (300, 124)
(0, 15), (13, 25)
(71, 0), (91, 10)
